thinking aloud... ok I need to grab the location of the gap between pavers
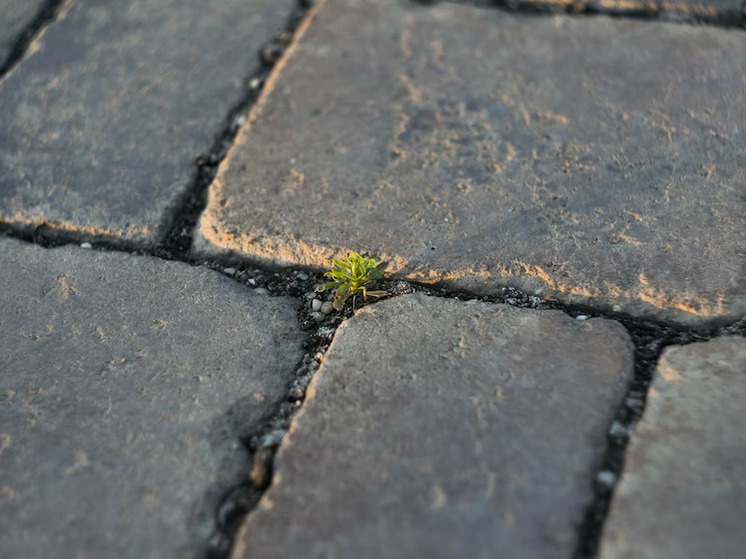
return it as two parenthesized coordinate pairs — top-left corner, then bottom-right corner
(600, 337), (746, 559)
(0, 0), (294, 248)
(194, 0), (746, 327)
(0, 0), (46, 67)
(0, 237), (306, 559)
(231, 292), (634, 559)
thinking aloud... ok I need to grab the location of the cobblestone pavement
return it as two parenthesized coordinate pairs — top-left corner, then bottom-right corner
(1, 1), (744, 558)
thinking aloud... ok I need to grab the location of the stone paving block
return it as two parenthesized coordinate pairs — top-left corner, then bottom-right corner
(0, 0), (45, 66)
(600, 337), (746, 559)
(0, 237), (305, 558)
(0, 0), (294, 247)
(231, 293), (634, 559)
(196, 0), (746, 326)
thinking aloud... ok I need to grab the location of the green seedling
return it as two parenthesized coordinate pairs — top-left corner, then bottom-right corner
(321, 252), (388, 310)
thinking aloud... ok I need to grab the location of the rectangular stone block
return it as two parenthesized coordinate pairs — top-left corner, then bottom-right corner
(0, 0), (294, 246)
(0, 238), (306, 558)
(232, 293), (634, 559)
(196, 0), (746, 326)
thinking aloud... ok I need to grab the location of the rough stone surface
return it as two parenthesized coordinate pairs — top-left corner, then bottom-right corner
(600, 337), (746, 559)
(0, 0), (45, 65)
(658, 0), (745, 25)
(231, 293), (634, 559)
(0, 0), (294, 246)
(196, 0), (746, 326)
(0, 237), (305, 558)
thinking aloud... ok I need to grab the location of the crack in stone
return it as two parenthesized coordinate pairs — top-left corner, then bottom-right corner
(0, 0), (69, 82)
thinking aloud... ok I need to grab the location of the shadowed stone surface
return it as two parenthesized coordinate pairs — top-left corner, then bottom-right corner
(600, 337), (746, 559)
(231, 293), (634, 559)
(196, 0), (746, 326)
(0, 238), (305, 558)
(0, 0), (294, 246)
(0, 0), (45, 65)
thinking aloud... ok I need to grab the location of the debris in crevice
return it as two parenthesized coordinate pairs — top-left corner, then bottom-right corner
(159, 0), (315, 260)
(0, 0), (68, 80)
(571, 318), (713, 559)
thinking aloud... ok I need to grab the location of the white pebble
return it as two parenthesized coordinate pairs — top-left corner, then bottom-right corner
(575, 315), (589, 321)
(80, 242), (92, 249)
(597, 471), (617, 486)
(223, 267), (236, 276)
(311, 299), (322, 311)
(296, 272), (309, 281)
(248, 278), (256, 286)
(310, 311), (325, 322)
(320, 301), (334, 314)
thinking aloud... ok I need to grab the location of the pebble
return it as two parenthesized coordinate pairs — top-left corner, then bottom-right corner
(296, 272), (309, 281)
(575, 315), (589, 321)
(248, 278), (256, 286)
(80, 242), (92, 249)
(223, 267), (236, 276)
(320, 301), (334, 315)
(311, 299), (322, 311)
(609, 421), (628, 438)
(597, 470), (617, 486)
(310, 312), (325, 323)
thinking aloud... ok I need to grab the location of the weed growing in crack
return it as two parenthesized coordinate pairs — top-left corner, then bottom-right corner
(320, 252), (388, 310)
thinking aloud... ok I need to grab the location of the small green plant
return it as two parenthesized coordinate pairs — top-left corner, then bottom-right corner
(321, 252), (388, 310)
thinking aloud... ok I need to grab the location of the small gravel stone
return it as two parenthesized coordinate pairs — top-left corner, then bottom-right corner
(296, 272), (309, 281)
(609, 421), (628, 438)
(310, 311), (325, 323)
(576, 315), (589, 320)
(597, 471), (617, 486)
(80, 242), (92, 249)
(320, 301), (334, 314)
(311, 299), (322, 311)
(223, 267), (236, 276)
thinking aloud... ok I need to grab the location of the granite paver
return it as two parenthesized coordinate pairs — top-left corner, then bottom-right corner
(196, 0), (746, 326)
(600, 337), (746, 559)
(0, 0), (45, 66)
(231, 293), (634, 559)
(0, 0), (294, 247)
(0, 237), (306, 558)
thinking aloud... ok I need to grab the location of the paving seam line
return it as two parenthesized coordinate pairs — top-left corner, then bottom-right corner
(159, 0), (320, 259)
(0, 0), (69, 82)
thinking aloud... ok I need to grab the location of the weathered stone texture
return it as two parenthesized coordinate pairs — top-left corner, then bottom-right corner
(0, 0), (45, 65)
(232, 293), (633, 559)
(0, 0), (294, 246)
(196, 0), (746, 326)
(601, 337), (746, 559)
(0, 238), (305, 558)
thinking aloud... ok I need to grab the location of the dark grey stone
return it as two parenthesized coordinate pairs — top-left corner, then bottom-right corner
(601, 337), (746, 559)
(0, 237), (306, 558)
(0, 0), (45, 65)
(231, 293), (634, 559)
(196, 0), (746, 326)
(0, 0), (294, 246)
